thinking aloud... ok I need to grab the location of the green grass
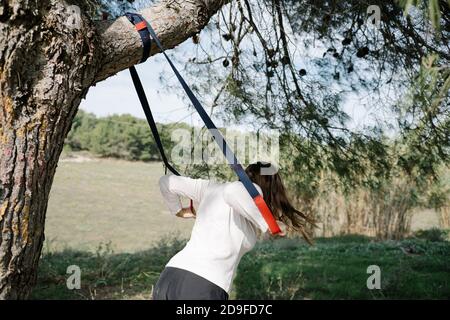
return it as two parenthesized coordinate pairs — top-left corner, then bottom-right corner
(31, 235), (450, 300)
(235, 236), (450, 299)
(32, 237), (186, 300)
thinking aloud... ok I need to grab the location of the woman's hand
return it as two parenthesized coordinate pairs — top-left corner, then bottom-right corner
(261, 220), (288, 240)
(176, 207), (196, 219)
(273, 220), (288, 237)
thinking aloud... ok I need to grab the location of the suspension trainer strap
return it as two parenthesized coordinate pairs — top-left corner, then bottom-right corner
(129, 66), (181, 176)
(125, 13), (151, 63)
(125, 13), (281, 234)
(125, 13), (179, 176)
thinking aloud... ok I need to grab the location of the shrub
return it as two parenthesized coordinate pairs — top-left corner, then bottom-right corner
(413, 228), (449, 242)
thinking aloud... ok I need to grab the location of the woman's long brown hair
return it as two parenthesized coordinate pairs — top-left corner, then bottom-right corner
(245, 162), (316, 244)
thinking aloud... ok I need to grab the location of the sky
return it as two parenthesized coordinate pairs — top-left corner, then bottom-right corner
(80, 55), (196, 125)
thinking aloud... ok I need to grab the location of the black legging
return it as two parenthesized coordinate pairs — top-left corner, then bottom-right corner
(152, 267), (229, 300)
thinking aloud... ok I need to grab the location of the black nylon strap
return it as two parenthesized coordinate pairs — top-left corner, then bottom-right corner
(125, 12), (281, 234)
(142, 19), (261, 199)
(126, 12), (179, 175)
(125, 13), (151, 63)
(125, 12), (258, 197)
(129, 66), (180, 176)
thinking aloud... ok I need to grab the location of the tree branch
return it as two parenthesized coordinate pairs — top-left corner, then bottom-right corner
(94, 0), (232, 83)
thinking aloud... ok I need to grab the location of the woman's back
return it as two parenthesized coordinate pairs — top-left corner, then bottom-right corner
(158, 175), (269, 293)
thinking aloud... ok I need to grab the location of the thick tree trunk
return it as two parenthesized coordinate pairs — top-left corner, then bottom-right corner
(0, 0), (230, 299)
(0, 0), (99, 299)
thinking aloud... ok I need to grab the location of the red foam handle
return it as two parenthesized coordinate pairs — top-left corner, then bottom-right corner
(253, 195), (281, 234)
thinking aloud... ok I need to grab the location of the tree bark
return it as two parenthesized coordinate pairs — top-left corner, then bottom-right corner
(95, 0), (230, 82)
(0, 0), (230, 299)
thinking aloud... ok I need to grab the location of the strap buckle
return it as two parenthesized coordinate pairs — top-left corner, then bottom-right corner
(125, 12), (151, 63)
(135, 21), (147, 31)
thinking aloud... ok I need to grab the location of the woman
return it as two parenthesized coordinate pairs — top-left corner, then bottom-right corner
(152, 162), (314, 300)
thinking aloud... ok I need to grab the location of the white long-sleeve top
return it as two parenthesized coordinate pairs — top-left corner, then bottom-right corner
(158, 175), (269, 293)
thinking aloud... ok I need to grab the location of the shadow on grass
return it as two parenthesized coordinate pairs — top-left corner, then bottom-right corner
(31, 236), (186, 300)
(31, 235), (450, 300)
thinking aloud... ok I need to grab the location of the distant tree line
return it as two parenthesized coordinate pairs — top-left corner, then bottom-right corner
(65, 110), (187, 161)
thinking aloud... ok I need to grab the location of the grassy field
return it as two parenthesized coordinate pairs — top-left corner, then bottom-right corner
(32, 154), (448, 300)
(45, 153), (194, 253)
